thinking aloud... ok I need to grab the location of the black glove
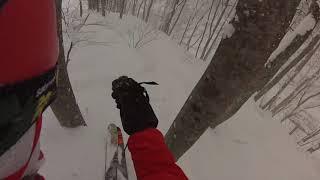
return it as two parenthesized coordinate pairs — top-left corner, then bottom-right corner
(111, 76), (158, 135)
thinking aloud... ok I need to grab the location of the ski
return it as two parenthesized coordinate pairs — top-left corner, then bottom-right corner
(117, 126), (128, 179)
(105, 123), (128, 180)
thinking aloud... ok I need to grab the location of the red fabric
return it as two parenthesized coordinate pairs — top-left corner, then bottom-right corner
(0, 0), (58, 84)
(128, 128), (188, 180)
(34, 174), (45, 180)
(5, 117), (43, 180)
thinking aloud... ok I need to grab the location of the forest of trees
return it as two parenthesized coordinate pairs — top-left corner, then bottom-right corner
(54, 0), (320, 159)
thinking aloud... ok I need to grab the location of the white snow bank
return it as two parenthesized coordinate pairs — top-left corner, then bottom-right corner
(266, 13), (316, 65)
(178, 98), (319, 180)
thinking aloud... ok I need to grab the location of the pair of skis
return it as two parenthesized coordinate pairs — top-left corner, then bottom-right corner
(105, 124), (129, 180)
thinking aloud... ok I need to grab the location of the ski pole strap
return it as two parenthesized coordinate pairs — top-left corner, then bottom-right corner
(138, 81), (159, 85)
(0, 65), (57, 157)
(139, 81), (158, 102)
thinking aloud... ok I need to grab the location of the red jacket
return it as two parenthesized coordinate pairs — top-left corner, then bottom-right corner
(128, 129), (188, 180)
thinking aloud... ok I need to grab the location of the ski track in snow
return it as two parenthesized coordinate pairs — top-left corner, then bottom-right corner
(40, 14), (319, 180)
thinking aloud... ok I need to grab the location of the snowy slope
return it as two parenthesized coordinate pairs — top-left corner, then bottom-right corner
(179, 99), (318, 180)
(40, 14), (319, 180)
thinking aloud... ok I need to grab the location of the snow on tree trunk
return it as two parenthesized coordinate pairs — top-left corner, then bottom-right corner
(255, 2), (320, 101)
(255, 31), (318, 101)
(165, 0), (300, 160)
(52, 0), (87, 128)
(261, 35), (320, 110)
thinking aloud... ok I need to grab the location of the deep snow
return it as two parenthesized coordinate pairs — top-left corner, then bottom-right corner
(40, 14), (319, 180)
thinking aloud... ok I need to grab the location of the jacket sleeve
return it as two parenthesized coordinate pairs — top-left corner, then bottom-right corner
(128, 128), (188, 180)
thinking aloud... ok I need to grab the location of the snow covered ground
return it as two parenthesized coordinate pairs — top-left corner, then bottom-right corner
(40, 14), (319, 180)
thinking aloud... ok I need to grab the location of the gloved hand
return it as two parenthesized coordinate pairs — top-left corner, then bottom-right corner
(111, 76), (158, 135)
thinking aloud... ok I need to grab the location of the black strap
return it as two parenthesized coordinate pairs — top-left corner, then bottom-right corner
(139, 81), (158, 102)
(139, 81), (159, 85)
(0, 0), (8, 10)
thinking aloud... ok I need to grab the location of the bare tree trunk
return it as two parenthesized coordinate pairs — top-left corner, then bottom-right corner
(186, 12), (206, 50)
(88, 0), (93, 9)
(112, 0), (116, 12)
(123, 0), (128, 15)
(203, 3), (237, 60)
(53, 0), (87, 127)
(288, 117), (308, 134)
(96, 0), (100, 12)
(142, 0), (147, 20)
(307, 144), (320, 153)
(107, 0), (111, 13)
(66, 42), (73, 65)
(200, 0), (230, 59)
(168, 0), (187, 35)
(289, 125), (299, 135)
(161, 0), (179, 34)
(179, 16), (192, 45)
(91, 0), (97, 10)
(179, 0), (201, 45)
(132, 0), (137, 15)
(274, 77), (312, 117)
(165, 0), (300, 160)
(300, 126), (320, 145)
(145, 0), (154, 22)
(136, 0), (144, 18)
(261, 38), (320, 110)
(255, 30), (320, 101)
(120, 0), (126, 18)
(79, 0), (83, 17)
(272, 66), (320, 116)
(254, 2), (320, 100)
(255, 34), (319, 101)
(101, 0), (106, 16)
(196, 0), (217, 57)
